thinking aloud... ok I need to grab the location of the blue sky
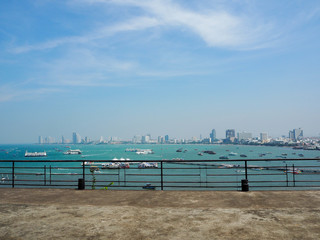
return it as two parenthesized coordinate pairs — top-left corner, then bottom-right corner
(1, 0), (320, 143)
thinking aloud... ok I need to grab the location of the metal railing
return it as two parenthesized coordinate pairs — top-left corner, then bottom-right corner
(0, 159), (320, 191)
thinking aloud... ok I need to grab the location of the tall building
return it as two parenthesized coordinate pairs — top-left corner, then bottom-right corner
(237, 132), (252, 141)
(226, 129), (235, 139)
(72, 132), (81, 144)
(293, 128), (303, 140)
(61, 135), (65, 144)
(158, 136), (164, 144)
(38, 136), (43, 144)
(132, 135), (142, 143)
(260, 133), (268, 141)
(142, 135), (150, 144)
(165, 135), (169, 142)
(289, 128), (303, 141)
(289, 131), (294, 140)
(210, 129), (216, 142)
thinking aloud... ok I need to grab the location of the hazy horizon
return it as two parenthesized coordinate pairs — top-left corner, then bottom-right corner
(1, 0), (320, 144)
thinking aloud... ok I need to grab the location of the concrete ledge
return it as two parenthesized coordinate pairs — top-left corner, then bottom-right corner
(1, 189), (320, 239)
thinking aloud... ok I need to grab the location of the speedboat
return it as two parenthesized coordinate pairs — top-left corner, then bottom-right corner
(64, 149), (82, 155)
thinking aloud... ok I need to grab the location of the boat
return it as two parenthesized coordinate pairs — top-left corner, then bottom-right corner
(81, 161), (95, 166)
(284, 169), (301, 174)
(293, 146), (303, 149)
(136, 149), (154, 155)
(102, 163), (120, 169)
(218, 164), (233, 168)
(298, 154), (304, 157)
(240, 154), (247, 158)
(142, 183), (156, 190)
(25, 151), (47, 157)
(64, 149), (82, 155)
(219, 156), (229, 160)
(138, 162), (158, 169)
(198, 152), (203, 156)
(251, 167), (263, 171)
(228, 152), (237, 156)
(125, 148), (138, 152)
(1, 174), (9, 182)
(102, 162), (130, 169)
(172, 158), (183, 161)
(203, 150), (216, 154)
(176, 148), (183, 152)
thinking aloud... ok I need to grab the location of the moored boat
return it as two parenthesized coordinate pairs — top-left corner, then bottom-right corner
(64, 149), (82, 155)
(138, 162), (158, 168)
(25, 151), (47, 157)
(228, 152), (237, 156)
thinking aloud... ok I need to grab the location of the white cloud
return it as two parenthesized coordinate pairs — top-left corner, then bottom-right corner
(36, 48), (137, 87)
(11, 0), (280, 53)
(11, 16), (160, 53)
(0, 84), (62, 103)
(92, 0), (279, 49)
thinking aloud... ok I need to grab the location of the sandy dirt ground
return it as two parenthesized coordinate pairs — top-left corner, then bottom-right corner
(0, 189), (320, 239)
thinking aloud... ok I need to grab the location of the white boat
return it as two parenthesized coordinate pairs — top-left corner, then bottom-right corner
(102, 162), (130, 169)
(102, 163), (120, 169)
(64, 149), (82, 155)
(81, 161), (95, 166)
(136, 149), (154, 155)
(25, 151), (47, 157)
(138, 162), (158, 168)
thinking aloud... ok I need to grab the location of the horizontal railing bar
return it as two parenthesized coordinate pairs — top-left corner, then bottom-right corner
(1, 158), (319, 163)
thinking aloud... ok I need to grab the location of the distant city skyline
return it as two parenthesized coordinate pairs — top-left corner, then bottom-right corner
(1, 1), (320, 144)
(34, 127), (310, 145)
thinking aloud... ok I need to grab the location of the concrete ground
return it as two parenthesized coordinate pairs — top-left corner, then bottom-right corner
(0, 189), (320, 240)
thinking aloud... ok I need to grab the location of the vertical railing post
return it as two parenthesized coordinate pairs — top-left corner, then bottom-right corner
(241, 160), (249, 191)
(50, 165), (52, 185)
(44, 165), (46, 186)
(124, 167), (126, 187)
(12, 161), (15, 188)
(285, 164), (288, 187)
(82, 161), (85, 189)
(161, 161), (163, 190)
(293, 164), (296, 187)
(245, 160), (248, 180)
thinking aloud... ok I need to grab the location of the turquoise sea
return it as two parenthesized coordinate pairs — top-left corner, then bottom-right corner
(0, 144), (320, 190)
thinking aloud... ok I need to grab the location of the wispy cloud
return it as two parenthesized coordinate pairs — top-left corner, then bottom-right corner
(0, 83), (62, 103)
(103, 0), (278, 49)
(11, 16), (160, 54)
(35, 48), (137, 87)
(11, 0), (280, 53)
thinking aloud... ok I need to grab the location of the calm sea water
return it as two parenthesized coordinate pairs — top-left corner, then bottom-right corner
(1, 144), (320, 190)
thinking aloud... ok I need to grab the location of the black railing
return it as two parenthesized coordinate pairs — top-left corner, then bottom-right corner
(0, 159), (320, 190)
